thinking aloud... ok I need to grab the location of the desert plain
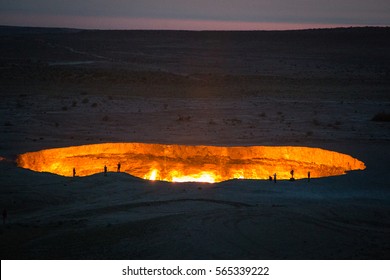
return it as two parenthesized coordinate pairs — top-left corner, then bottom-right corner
(0, 26), (389, 259)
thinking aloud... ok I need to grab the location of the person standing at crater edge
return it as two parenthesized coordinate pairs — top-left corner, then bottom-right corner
(104, 165), (107, 176)
(117, 163), (121, 172)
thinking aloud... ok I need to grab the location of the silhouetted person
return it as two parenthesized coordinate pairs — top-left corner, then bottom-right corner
(104, 165), (107, 176)
(308, 171), (311, 182)
(290, 169), (295, 181)
(2, 208), (7, 225)
(273, 173), (277, 183)
(269, 176), (273, 181)
(73, 168), (76, 177)
(117, 163), (121, 172)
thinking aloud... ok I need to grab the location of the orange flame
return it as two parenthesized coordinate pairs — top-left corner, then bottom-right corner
(171, 171), (217, 183)
(16, 143), (366, 183)
(144, 169), (158, 181)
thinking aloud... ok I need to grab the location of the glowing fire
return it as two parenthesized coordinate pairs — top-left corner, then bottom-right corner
(171, 172), (216, 183)
(16, 143), (365, 183)
(145, 169), (158, 181)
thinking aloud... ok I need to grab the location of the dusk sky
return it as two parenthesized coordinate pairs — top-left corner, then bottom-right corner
(1, 0), (389, 30)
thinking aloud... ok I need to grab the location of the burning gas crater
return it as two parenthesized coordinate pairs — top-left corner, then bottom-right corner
(16, 143), (365, 183)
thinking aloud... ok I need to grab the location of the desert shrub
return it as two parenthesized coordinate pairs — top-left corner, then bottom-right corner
(16, 101), (24, 108)
(177, 115), (191, 122)
(91, 102), (98, 108)
(327, 121), (341, 129)
(72, 101), (77, 107)
(82, 98), (89, 104)
(223, 118), (242, 125)
(372, 112), (390, 122)
(62, 106), (68, 111)
(312, 119), (321, 126)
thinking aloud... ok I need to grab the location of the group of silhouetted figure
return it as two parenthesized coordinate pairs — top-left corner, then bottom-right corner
(73, 163), (121, 177)
(269, 170), (311, 183)
(70, 164), (312, 183)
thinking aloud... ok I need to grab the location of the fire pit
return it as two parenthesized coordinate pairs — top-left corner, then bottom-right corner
(16, 143), (365, 183)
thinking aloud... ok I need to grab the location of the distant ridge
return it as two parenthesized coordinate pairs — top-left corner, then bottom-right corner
(0, 25), (81, 35)
(1, 25), (389, 35)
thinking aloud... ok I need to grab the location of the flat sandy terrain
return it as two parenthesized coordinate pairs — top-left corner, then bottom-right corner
(0, 27), (389, 259)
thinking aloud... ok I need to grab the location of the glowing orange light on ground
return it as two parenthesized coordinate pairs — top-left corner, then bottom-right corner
(16, 143), (365, 183)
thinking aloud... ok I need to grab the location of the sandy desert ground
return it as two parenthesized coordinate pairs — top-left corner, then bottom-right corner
(0, 26), (389, 259)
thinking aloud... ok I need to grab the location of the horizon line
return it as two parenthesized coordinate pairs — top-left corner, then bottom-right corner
(1, 14), (388, 32)
(2, 24), (389, 33)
